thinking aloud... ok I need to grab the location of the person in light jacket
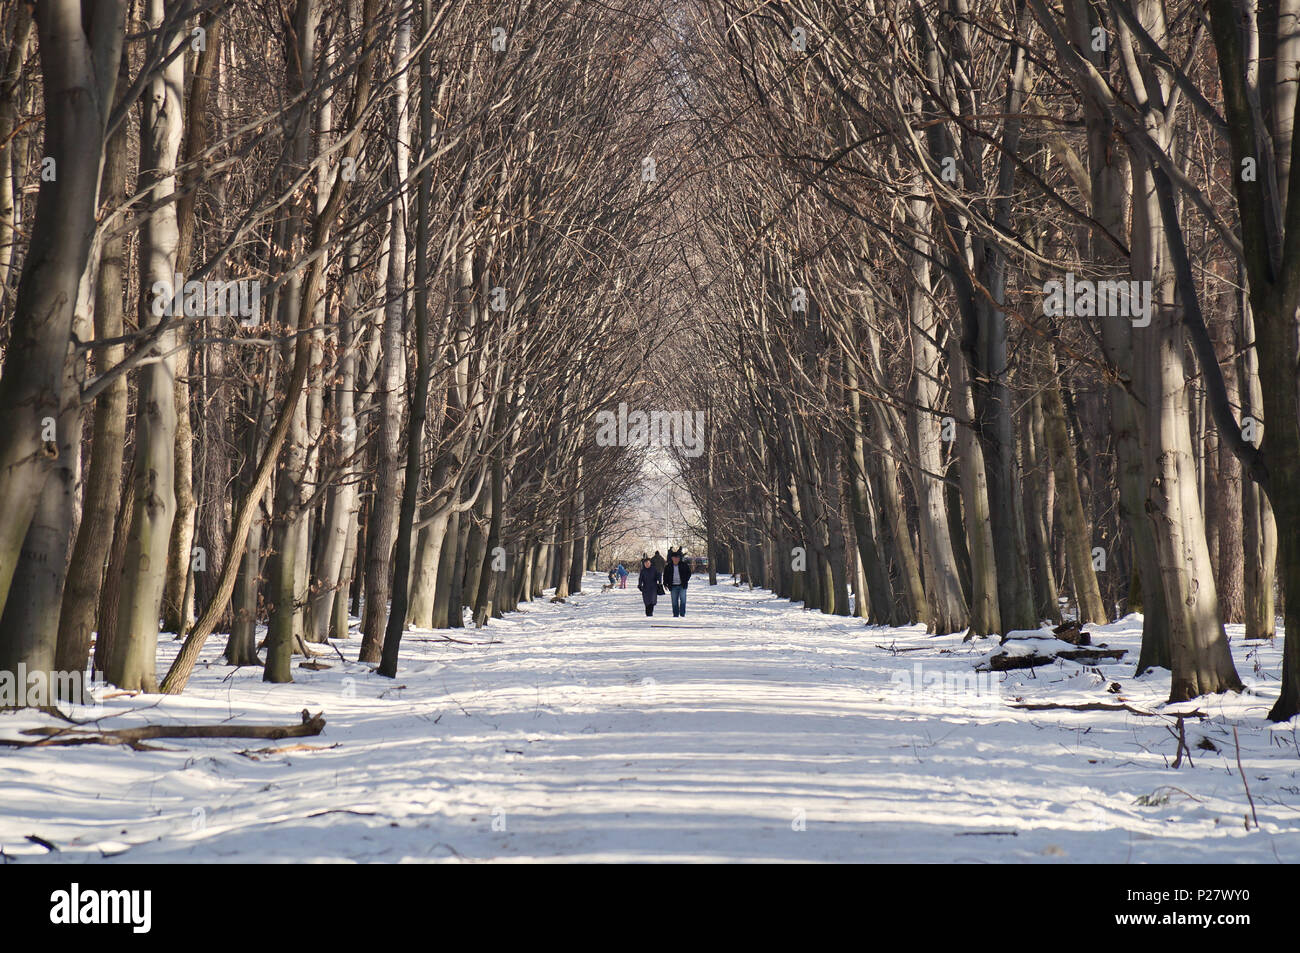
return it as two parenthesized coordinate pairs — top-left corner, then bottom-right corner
(616, 563), (628, 588)
(637, 557), (661, 617)
(664, 547), (693, 617)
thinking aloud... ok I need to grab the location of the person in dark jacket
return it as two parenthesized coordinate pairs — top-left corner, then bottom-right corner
(637, 557), (661, 616)
(651, 550), (665, 576)
(664, 548), (693, 617)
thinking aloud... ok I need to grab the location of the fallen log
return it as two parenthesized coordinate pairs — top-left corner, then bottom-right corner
(980, 654), (1055, 672)
(980, 646), (1126, 671)
(1, 709), (325, 750)
(1056, 648), (1126, 663)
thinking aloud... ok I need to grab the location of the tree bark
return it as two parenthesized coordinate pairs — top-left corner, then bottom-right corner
(0, 0), (124, 625)
(106, 0), (187, 692)
(53, 49), (131, 680)
(1040, 354), (1107, 624)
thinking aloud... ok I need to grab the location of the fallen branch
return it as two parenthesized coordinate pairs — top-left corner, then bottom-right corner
(406, 636), (501, 645)
(1233, 726), (1259, 830)
(1007, 701), (1206, 718)
(1170, 715), (1192, 768)
(25, 834), (58, 853)
(955, 830), (1018, 837)
(1, 709), (325, 750)
(239, 742), (340, 759)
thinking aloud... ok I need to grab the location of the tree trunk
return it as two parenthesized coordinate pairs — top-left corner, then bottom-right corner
(107, 0), (186, 692)
(1140, 163), (1242, 700)
(0, 4), (33, 290)
(264, 0), (320, 683)
(1021, 391), (1061, 622)
(1041, 355), (1107, 624)
(378, 10), (423, 678)
(357, 61), (409, 664)
(53, 49), (130, 681)
(0, 0), (124, 625)
(949, 330), (1000, 635)
(904, 194), (966, 633)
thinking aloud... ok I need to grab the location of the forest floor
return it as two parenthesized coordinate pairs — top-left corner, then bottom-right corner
(1, 575), (1297, 863)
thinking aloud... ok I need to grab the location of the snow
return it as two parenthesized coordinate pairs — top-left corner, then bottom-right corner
(1, 574), (1297, 863)
(996, 635), (1083, 656)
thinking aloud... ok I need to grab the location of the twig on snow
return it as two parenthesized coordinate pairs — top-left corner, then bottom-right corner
(0, 709), (325, 751)
(1234, 726), (1259, 831)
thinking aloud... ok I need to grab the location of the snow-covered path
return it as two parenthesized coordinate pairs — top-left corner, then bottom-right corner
(2, 575), (1298, 863)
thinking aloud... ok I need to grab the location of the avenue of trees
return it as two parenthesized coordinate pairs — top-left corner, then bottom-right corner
(0, 0), (1296, 721)
(0, 0), (671, 696)
(667, 0), (1298, 719)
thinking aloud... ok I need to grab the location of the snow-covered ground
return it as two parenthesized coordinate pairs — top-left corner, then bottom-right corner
(2, 575), (1297, 863)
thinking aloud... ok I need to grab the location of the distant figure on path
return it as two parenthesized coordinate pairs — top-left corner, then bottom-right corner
(651, 550), (665, 576)
(616, 563), (628, 588)
(637, 557), (662, 617)
(664, 547), (693, 617)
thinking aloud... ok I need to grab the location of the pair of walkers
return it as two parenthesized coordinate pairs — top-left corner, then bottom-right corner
(637, 548), (692, 617)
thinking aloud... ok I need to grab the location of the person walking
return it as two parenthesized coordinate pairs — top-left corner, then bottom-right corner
(637, 557), (662, 617)
(616, 562), (628, 588)
(651, 550), (665, 577)
(664, 547), (693, 617)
